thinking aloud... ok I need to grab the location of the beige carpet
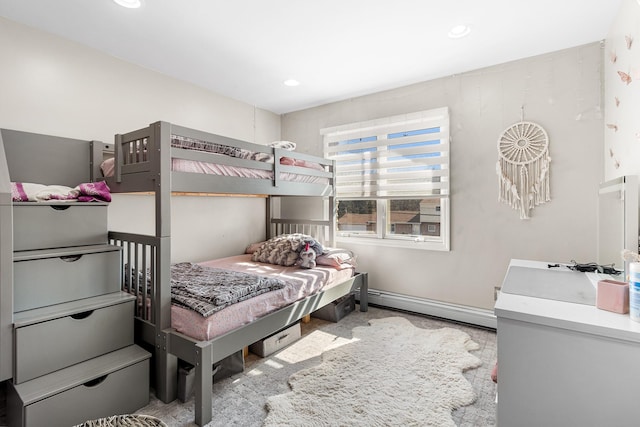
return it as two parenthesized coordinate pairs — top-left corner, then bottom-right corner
(263, 317), (482, 427)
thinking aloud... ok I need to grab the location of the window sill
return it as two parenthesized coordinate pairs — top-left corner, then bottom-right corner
(336, 236), (450, 251)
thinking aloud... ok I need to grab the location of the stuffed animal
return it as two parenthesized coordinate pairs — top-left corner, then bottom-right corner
(299, 242), (317, 269)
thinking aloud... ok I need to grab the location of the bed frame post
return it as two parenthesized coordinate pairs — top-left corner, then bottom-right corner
(329, 158), (336, 246)
(328, 195), (336, 246)
(358, 272), (369, 311)
(155, 330), (178, 403)
(153, 234), (178, 403)
(152, 123), (178, 410)
(266, 197), (271, 239)
(153, 122), (172, 238)
(113, 133), (123, 183)
(194, 342), (213, 426)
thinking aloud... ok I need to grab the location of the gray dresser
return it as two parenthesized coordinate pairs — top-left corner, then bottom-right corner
(7, 202), (151, 427)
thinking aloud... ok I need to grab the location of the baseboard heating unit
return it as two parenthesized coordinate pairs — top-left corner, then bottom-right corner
(360, 289), (497, 330)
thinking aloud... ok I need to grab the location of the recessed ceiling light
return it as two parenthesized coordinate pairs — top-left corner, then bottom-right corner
(113, 0), (142, 9)
(448, 24), (471, 39)
(283, 79), (300, 87)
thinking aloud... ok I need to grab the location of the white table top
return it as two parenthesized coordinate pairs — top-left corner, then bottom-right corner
(494, 259), (640, 343)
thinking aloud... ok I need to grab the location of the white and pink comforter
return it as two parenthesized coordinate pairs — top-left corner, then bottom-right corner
(101, 156), (326, 184)
(170, 254), (354, 341)
(100, 134), (326, 183)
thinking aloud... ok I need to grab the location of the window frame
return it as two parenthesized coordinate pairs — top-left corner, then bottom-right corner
(322, 108), (450, 251)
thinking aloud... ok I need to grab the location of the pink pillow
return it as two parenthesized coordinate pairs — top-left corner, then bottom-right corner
(101, 157), (115, 177)
(316, 248), (357, 270)
(280, 156), (325, 171)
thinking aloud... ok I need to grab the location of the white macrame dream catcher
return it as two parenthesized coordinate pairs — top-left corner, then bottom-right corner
(496, 121), (551, 219)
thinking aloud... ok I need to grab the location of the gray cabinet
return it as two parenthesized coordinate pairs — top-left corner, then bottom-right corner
(12, 202), (108, 251)
(8, 345), (150, 427)
(13, 245), (121, 312)
(7, 202), (151, 427)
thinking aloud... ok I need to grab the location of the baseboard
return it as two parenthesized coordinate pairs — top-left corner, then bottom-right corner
(360, 289), (497, 330)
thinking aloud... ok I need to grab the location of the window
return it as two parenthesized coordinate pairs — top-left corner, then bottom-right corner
(322, 108), (450, 251)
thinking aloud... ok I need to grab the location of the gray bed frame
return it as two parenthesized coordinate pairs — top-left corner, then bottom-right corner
(103, 121), (368, 426)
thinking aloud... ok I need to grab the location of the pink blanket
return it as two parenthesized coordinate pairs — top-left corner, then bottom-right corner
(11, 181), (111, 202)
(170, 254), (355, 341)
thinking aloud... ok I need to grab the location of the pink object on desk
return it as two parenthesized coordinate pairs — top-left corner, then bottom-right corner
(597, 279), (629, 314)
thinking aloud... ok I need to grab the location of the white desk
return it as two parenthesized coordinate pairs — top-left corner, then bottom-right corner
(495, 259), (640, 427)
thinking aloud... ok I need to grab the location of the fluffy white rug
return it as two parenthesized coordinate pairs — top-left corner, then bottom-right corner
(264, 317), (482, 427)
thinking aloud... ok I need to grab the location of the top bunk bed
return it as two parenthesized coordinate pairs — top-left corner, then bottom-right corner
(102, 121), (335, 198)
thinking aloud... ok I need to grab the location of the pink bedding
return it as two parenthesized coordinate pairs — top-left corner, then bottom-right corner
(170, 254), (354, 341)
(171, 158), (326, 183)
(101, 157), (327, 184)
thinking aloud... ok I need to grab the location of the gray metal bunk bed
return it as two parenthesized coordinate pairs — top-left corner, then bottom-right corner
(102, 121), (369, 426)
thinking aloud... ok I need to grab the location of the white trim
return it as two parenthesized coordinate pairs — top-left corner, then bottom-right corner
(320, 107), (449, 136)
(360, 289), (497, 329)
(336, 195), (450, 251)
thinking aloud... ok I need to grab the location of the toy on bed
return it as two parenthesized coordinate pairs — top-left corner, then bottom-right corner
(250, 233), (324, 268)
(247, 233), (358, 272)
(299, 242), (317, 269)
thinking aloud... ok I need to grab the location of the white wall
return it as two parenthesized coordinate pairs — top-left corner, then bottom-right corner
(0, 15), (612, 312)
(0, 17), (278, 261)
(282, 43), (604, 310)
(604, 0), (640, 180)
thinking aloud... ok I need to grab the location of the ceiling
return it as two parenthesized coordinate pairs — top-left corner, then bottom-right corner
(0, 0), (623, 114)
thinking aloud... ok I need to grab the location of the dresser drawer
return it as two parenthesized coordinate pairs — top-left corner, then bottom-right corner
(13, 202), (108, 251)
(14, 299), (134, 384)
(8, 345), (150, 427)
(14, 245), (121, 312)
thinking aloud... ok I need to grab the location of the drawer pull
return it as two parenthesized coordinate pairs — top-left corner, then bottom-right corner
(83, 374), (108, 388)
(60, 254), (83, 262)
(50, 205), (71, 211)
(70, 310), (94, 320)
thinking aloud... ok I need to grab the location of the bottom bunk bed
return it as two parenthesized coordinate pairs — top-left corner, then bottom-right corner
(109, 228), (368, 426)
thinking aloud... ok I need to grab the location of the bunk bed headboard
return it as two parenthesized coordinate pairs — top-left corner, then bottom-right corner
(269, 218), (335, 246)
(267, 196), (336, 247)
(0, 128), (105, 185)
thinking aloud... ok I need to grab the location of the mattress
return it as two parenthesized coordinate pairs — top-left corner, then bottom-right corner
(101, 157), (327, 184)
(170, 254), (354, 341)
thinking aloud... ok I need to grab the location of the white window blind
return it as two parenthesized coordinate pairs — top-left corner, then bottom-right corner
(322, 107), (449, 199)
